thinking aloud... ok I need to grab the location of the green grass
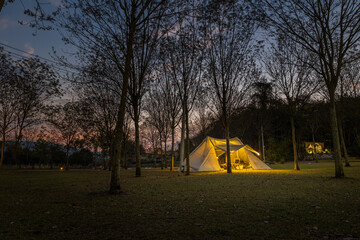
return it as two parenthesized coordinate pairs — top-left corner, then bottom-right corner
(1, 162), (360, 240)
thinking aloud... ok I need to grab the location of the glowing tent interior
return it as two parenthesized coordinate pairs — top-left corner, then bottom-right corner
(180, 136), (271, 172)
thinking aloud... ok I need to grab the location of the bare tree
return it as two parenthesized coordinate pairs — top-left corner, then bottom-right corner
(142, 119), (160, 168)
(252, 79), (273, 162)
(337, 60), (360, 166)
(13, 57), (60, 168)
(56, 0), (168, 193)
(121, 111), (132, 170)
(192, 87), (213, 143)
(0, 49), (17, 167)
(127, 10), (165, 177)
(75, 73), (119, 167)
(22, 128), (37, 167)
(203, 0), (259, 173)
(264, 37), (318, 170)
(161, 0), (204, 175)
(262, 0), (360, 177)
(160, 64), (182, 171)
(46, 103), (81, 170)
(145, 86), (167, 169)
(342, 61), (360, 98)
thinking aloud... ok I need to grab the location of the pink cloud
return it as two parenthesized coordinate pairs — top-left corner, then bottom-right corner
(0, 18), (9, 30)
(23, 43), (35, 56)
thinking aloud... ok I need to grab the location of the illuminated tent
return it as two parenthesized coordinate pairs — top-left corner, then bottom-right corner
(180, 136), (271, 172)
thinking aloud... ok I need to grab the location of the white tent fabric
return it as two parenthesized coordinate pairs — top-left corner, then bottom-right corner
(180, 136), (271, 172)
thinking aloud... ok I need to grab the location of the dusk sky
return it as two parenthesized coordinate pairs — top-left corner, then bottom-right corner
(0, 0), (68, 63)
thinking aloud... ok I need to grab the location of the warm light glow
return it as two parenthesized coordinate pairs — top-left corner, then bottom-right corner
(251, 150), (260, 156)
(60, 167), (64, 171)
(305, 142), (327, 154)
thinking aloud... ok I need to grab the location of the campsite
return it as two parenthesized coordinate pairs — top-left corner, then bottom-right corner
(2, 0), (360, 239)
(182, 137), (271, 172)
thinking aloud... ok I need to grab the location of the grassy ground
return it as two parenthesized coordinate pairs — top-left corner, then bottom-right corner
(1, 161), (360, 240)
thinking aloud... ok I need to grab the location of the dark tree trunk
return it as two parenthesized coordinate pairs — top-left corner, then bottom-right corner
(135, 106), (141, 177)
(164, 138), (167, 169)
(185, 101), (190, 176)
(153, 153), (157, 168)
(225, 115), (232, 173)
(261, 124), (265, 162)
(160, 137), (164, 170)
(290, 115), (300, 170)
(108, 150), (111, 171)
(179, 109), (185, 175)
(338, 117), (350, 167)
(0, 131), (5, 167)
(258, 129), (261, 158)
(93, 145), (98, 168)
(123, 142), (128, 170)
(330, 96), (344, 177)
(170, 126), (175, 171)
(109, 18), (136, 194)
(338, 76), (350, 167)
(102, 150), (107, 170)
(311, 130), (318, 163)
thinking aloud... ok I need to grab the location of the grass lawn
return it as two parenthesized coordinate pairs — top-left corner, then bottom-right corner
(1, 161), (360, 240)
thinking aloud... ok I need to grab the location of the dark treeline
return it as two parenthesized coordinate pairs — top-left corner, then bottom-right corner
(1, 138), (146, 169)
(193, 95), (360, 163)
